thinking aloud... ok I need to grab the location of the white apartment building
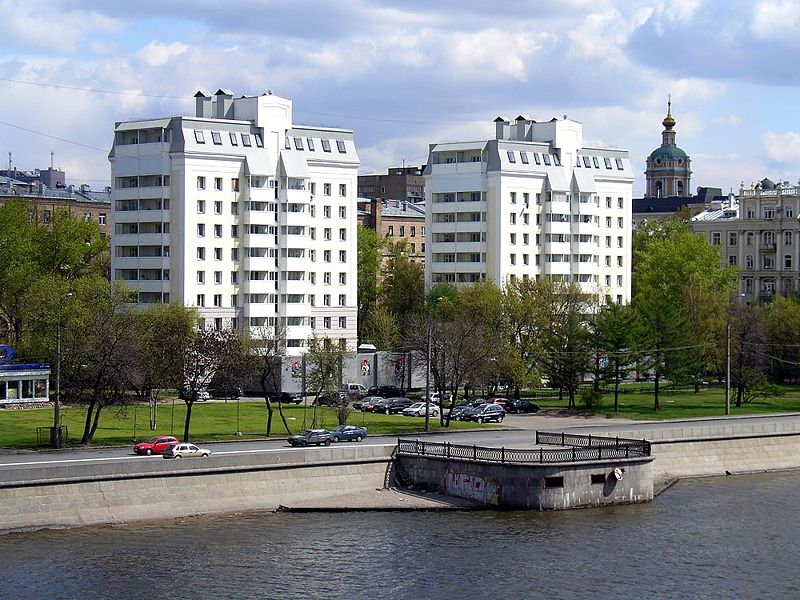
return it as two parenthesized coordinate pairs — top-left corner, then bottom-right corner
(691, 178), (800, 303)
(109, 89), (360, 351)
(423, 116), (634, 303)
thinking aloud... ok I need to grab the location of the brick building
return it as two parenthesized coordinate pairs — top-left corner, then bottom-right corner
(358, 197), (425, 262)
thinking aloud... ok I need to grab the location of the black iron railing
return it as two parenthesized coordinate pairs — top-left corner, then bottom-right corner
(396, 432), (650, 465)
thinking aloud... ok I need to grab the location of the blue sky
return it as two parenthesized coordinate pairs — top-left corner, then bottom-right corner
(1, 0), (799, 196)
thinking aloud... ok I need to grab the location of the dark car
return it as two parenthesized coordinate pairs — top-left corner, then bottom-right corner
(329, 425), (368, 442)
(373, 397), (413, 414)
(447, 405), (471, 421)
(287, 429), (332, 447)
(315, 392), (346, 407)
(353, 395), (382, 411)
(367, 385), (404, 398)
(466, 403), (506, 424)
(362, 397), (387, 413)
(507, 399), (541, 414)
(270, 392), (303, 404)
(210, 384), (242, 399)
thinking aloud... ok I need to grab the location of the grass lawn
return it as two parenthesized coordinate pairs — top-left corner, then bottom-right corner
(0, 400), (480, 449)
(532, 385), (800, 420)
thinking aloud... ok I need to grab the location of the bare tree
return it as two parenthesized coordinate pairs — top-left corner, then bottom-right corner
(248, 325), (295, 436)
(304, 335), (350, 427)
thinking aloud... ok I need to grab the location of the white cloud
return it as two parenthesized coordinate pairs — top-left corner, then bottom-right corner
(443, 29), (549, 82)
(136, 41), (190, 67)
(752, 0), (800, 37)
(711, 114), (742, 127)
(763, 131), (800, 163)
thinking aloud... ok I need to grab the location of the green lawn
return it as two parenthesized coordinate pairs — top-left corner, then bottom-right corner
(0, 400), (480, 449)
(531, 385), (800, 420)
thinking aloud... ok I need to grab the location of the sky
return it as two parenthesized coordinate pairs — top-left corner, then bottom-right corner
(1, 0), (799, 196)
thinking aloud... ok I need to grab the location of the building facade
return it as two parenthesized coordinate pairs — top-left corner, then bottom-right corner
(424, 115), (634, 303)
(691, 178), (800, 303)
(109, 89), (360, 351)
(644, 99), (691, 198)
(357, 166), (424, 205)
(357, 197), (425, 262)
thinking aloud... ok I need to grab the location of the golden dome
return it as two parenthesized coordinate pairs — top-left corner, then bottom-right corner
(662, 96), (676, 129)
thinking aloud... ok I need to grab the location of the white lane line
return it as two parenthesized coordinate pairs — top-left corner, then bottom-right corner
(0, 442), (396, 467)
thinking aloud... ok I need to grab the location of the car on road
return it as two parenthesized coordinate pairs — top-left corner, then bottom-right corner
(133, 435), (180, 456)
(373, 397), (413, 414)
(367, 385), (404, 398)
(465, 403), (506, 424)
(402, 402), (440, 417)
(287, 429), (332, 447)
(329, 425), (368, 442)
(162, 443), (211, 459)
(506, 399), (541, 414)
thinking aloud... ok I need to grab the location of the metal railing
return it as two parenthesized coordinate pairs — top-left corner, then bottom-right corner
(396, 432), (650, 465)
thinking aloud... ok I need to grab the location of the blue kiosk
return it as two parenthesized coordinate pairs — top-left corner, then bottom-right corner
(0, 345), (51, 405)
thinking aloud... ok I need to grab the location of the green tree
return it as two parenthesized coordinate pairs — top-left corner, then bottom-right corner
(730, 303), (768, 407)
(361, 304), (400, 350)
(763, 296), (800, 383)
(379, 239), (424, 326)
(304, 335), (350, 426)
(592, 301), (635, 412)
(357, 225), (383, 344)
(0, 201), (38, 343)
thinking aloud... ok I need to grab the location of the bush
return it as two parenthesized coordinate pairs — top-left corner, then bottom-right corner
(581, 387), (603, 409)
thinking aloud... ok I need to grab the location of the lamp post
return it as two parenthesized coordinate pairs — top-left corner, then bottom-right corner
(52, 291), (73, 448)
(424, 297), (443, 433)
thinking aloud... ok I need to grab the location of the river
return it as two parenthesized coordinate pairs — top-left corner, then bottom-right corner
(2, 472), (800, 599)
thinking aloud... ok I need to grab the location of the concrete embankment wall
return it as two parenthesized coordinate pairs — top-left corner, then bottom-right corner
(585, 417), (800, 478)
(0, 445), (394, 533)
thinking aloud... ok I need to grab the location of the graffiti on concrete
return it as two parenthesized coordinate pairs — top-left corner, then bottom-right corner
(443, 470), (501, 505)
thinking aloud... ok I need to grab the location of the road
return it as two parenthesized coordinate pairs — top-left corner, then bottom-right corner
(2, 412), (800, 477)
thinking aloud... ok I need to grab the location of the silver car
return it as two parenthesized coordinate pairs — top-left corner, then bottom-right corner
(163, 443), (211, 459)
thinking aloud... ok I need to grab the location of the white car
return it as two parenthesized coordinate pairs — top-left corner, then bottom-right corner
(163, 443), (211, 459)
(402, 402), (440, 417)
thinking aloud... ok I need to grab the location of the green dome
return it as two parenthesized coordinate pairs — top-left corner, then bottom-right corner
(649, 145), (688, 162)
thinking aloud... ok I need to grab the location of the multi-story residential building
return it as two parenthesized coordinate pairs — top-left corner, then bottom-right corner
(1, 174), (112, 237)
(109, 89), (360, 351)
(358, 166), (424, 205)
(691, 178), (800, 303)
(357, 197), (425, 262)
(423, 115), (634, 303)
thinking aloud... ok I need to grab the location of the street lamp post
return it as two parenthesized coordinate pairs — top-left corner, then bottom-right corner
(52, 292), (73, 448)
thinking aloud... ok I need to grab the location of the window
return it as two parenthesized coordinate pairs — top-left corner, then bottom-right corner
(746, 255), (754, 269)
(229, 132), (238, 146)
(231, 248), (239, 261)
(196, 294), (205, 307)
(617, 256), (623, 267)
(339, 294), (346, 306)
(617, 197), (624, 209)
(523, 214), (529, 225)
(214, 200), (222, 214)
(339, 184), (347, 196)
(712, 232), (721, 245)
(510, 213), (516, 225)
(324, 250), (331, 263)
(339, 250), (346, 262)
(324, 183), (331, 196)
(729, 255), (738, 266)
(231, 225), (239, 237)
(747, 207), (755, 219)
(510, 233), (517, 244)
(324, 317), (331, 329)
(214, 247), (222, 260)
(507, 150), (516, 163)
(523, 233), (529, 245)
(604, 157), (613, 169)
(197, 271), (205, 284)
(339, 206), (347, 218)
(324, 206), (331, 219)
(324, 272), (331, 285)
(616, 275), (623, 286)
(214, 271), (222, 284)
(324, 294), (331, 306)
(617, 217), (624, 228)
(786, 255), (793, 269)
(388, 225), (394, 236)
(214, 224), (222, 238)
(764, 207), (775, 219)
(336, 140), (346, 153)
(606, 216), (612, 228)
(339, 228), (347, 241)
(785, 231), (793, 246)
(510, 254), (516, 265)
(523, 193), (529, 207)
(617, 236), (623, 248)
(582, 156), (591, 168)
(255, 133), (263, 147)
(213, 294), (222, 307)
(542, 154), (551, 166)
(746, 232), (754, 246)
(593, 157), (600, 169)
(339, 316), (347, 329)
(197, 176), (206, 190)
(211, 131), (222, 145)
(729, 232), (738, 246)
(307, 138), (315, 151)
(310, 182), (316, 196)
(324, 228), (332, 240)
(294, 137), (304, 150)
(786, 206), (794, 218)
(511, 192), (517, 204)
(533, 153), (541, 165)
(98, 213), (106, 225)
(520, 151), (529, 164)
(241, 133), (251, 147)
(197, 224), (205, 237)
(194, 130), (205, 144)
(231, 272), (237, 284)
(232, 178), (239, 192)
(399, 225), (405, 237)
(322, 139), (331, 152)
(615, 158), (624, 170)
(339, 272), (347, 284)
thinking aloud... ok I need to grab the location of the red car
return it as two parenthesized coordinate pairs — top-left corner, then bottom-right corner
(133, 435), (180, 456)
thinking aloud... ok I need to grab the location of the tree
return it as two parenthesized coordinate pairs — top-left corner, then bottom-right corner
(379, 239), (425, 327)
(304, 335), (350, 426)
(357, 225), (383, 344)
(763, 296), (800, 383)
(730, 303), (768, 407)
(632, 293), (693, 410)
(248, 325), (296, 436)
(361, 304), (400, 350)
(593, 301), (634, 412)
(0, 201), (38, 343)
(179, 328), (245, 441)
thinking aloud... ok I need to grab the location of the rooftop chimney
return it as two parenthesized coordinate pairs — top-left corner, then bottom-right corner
(194, 90), (212, 118)
(214, 88), (234, 119)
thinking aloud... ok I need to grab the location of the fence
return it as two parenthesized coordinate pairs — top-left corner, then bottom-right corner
(396, 432), (650, 465)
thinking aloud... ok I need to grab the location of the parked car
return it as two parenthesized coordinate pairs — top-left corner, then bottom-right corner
(367, 385), (404, 398)
(402, 402), (440, 417)
(373, 397), (413, 414)
(287, 429), (332, 447)
(353, 395), (382, 411)
(314, 392), (346, 407)
(210, 384), (242, 399)
(178, 388), (210, 401)
(162, 443), (211, 459)
(269, 392), (303, 404)
(341, 383), (368, 400)
(507, 399), (541, 414)
(329, 425), (368, 442)
(133, 435), (179, 456)
(491, 398), (511, 411)
(362, 397), (387, 412)
(466, 403), (506, 424)
(447, 405), (472, 421)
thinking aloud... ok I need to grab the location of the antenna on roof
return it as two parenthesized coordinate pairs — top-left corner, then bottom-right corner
(51, 150), (54, 170)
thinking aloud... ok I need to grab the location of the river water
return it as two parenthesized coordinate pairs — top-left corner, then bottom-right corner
(2, 472), (800, 600)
